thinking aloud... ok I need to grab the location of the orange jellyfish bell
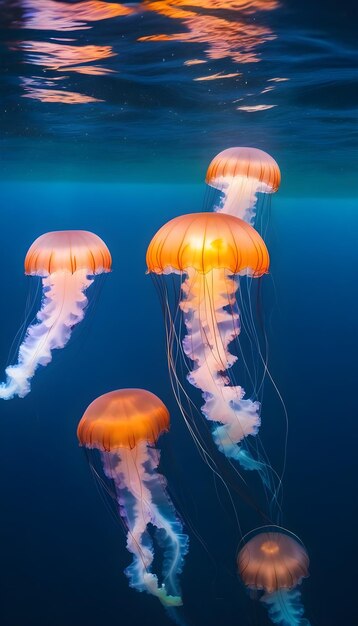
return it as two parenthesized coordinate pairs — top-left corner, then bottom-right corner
(24, 230), (112, 276)
(77, 389), (187, 607)
(146, 212), (269, 276)
(238, 530), (310, 594)
(1, 229), (112, 401)
(206, 147), (281, 193)
(77, 388), (170, 451)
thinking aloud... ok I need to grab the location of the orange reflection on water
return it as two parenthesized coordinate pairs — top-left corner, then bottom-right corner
(194, 71), (241, 81)
(21, 77), (103, 103)
(143, 0), (279, 13)
(20, 0), (134, 31)
(13, 0), (133, 102)
(237, 104), (277, 111)
(184, 59), (207, 66)
(61, 65), (116, 75)
(16, 40), (115, 71)
(139, 0), (278, 64)
(260, 85), (275, 93)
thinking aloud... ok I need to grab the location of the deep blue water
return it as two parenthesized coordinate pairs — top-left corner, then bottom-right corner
(0, 185), (356, 625)
(0, 1), (357, 625)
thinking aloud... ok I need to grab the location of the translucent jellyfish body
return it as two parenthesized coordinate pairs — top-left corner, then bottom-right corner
(205, 147), (281, 225)
(77, 388), (188, 607)
(147, 212), (272, 482)
(0, 230), (111, 400)
(238, 528), (311, 625)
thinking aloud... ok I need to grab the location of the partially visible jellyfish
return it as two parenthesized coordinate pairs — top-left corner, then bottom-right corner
(77, 388), (188, 608)
(0, 230), (111, 400)
(205, 147), (281, 225)
(147, 212), (274, 487)
(238, 527), (311, 625)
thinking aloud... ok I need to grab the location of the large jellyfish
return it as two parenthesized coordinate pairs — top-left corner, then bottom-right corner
(0, 230), (111, 400)
(238, 527), (311, 625)
(77, 388), (189, 608)
(205, 147), (281, 225)
(146, 212), (272, 482)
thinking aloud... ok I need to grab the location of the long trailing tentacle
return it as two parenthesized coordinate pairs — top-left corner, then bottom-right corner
(180, 267), (275, 488)
(152, 273), (275, 527)
(261, 588), (311, 626)
(210, 175), (273, 224)
(0, 269), (92, 399)
(101, 442), (188, 607)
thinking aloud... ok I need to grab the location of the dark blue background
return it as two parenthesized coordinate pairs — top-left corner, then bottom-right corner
(0, 184), (356, 625)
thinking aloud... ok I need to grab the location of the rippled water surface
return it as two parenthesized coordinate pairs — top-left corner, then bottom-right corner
(1, 0), (357, 189)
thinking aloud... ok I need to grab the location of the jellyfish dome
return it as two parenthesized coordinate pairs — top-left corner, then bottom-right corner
(238, 528), (311, 626)
(78, 389), (188, 608)
(147, 212), (273, 485)
(25, 230), (111, 276)
(0, 230), (111, 400)
(77, 388), (170, 450)
(205, 147), (281, 224)
(238, 530), (309, 593)
(147, 211), (269, 276)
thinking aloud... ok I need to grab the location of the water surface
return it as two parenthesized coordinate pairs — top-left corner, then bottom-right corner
(0, 0), (357, 191)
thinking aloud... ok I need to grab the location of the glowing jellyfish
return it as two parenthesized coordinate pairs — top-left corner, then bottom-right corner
(205, 147), (281, 225)
(238, 528), (311, 626)
(0, 230), (111, 400)
(77, 388), (188, 607)
(147, 212), (272, 481)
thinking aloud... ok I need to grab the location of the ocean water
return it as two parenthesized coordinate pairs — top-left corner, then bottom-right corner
(0, 186), (356, 626)
(0, 2), (357, 626)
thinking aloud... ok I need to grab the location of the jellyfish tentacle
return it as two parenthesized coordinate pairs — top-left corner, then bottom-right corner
(213, 175), (273, 223)
(145, 447), (189, 600)
(181, 267), (264, 472)
(261, 588), (311, 626)
(101, 442), (187, 607)
(78, 390), (188, 609)
(0, 269), (92, 399)
(205, 147), (281, 224)
(238, 530), (311, 626)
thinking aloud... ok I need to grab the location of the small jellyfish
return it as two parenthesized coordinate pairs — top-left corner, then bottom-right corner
(77, 388), (188, 607)
(147, 212), (273, 484)
(205, 147), (281, 225)
(0, 230), (111, 400)
(238, 527), (311, 626)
